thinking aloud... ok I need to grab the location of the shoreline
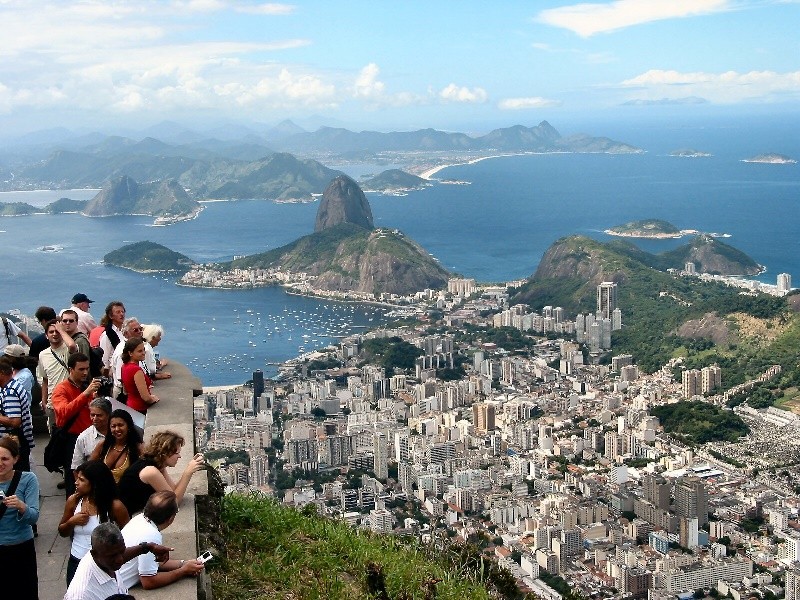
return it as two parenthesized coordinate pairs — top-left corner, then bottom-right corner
(604, 228), (732, 239)
(419, 152), (531, 180)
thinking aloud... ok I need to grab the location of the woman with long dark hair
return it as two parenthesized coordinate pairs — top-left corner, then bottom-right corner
(120, 337), (159, 413)
(58, 459), (130, 584)
(89, 409), (144, 484)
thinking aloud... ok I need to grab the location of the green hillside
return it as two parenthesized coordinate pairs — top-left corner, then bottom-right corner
(104, 241), (195, 273)
(512, 235), (787, 375)
(213, 493), (522, 600)
(227, 223), (450, 295)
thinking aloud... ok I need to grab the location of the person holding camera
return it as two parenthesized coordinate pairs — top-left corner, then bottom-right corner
(52, 353), (101, 496)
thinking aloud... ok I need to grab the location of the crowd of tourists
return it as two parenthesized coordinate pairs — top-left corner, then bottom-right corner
(1, 294), (206, 599)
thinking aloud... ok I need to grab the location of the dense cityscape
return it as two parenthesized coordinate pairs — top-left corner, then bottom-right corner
(191, 272), (800, 600)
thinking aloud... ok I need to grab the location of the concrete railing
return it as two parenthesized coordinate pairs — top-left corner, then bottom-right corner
(138, 360), (208, 600)
(34, 360), (208, 600)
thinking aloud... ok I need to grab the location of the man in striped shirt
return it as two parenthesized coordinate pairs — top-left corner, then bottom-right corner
(0, 356), (34, 471)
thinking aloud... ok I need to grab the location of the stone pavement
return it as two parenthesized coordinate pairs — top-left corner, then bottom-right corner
(29, 360), (207, 600)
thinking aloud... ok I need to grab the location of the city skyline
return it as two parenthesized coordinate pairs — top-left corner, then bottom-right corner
(2, 0), (799, 137)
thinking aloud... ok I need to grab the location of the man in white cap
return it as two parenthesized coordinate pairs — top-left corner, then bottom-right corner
(69, 293), (97, 335)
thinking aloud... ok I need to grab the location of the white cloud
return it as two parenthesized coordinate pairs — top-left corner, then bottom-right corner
(620, 69), (800, 103)
(537, 0), (731, 37)
(498, 97), (561, 110)
(439, 84), (487, 103)
(354, 63), (386, 99)
(236, 3), (296, 15)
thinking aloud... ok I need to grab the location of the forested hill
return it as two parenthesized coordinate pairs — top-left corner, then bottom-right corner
(511, 235), (790, 377)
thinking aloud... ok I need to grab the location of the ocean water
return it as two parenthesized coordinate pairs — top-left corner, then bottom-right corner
(2, 117), (798, 384)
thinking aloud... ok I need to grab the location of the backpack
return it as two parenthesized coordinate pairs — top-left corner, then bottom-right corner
(74, 332), (103, 378)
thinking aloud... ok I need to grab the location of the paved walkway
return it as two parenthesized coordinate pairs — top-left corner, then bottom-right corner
(31, 433), (73, 600)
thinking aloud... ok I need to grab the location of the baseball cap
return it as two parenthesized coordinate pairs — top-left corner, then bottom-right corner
(3, 344), (27, 358)
(72, 293), (94, 304)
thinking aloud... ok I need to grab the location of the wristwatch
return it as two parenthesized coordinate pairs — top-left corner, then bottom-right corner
(139, 541), (153, 554)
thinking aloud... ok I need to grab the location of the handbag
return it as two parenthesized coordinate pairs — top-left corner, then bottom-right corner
(43, 411), (81, 474)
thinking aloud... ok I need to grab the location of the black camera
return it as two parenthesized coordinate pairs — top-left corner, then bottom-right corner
(97, 377), (114, 397)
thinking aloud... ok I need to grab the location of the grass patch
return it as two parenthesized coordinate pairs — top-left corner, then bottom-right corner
(213, 494), (521, 600)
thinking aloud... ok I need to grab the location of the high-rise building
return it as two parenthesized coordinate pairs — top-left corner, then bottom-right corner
(612, 307), (622, 331)
(674, 476), (709, 526)
(472, 402), (496, 433)
(373, 432), (388, 480)
(597, 282), (618, 320)
(701, 364), (722, 393)
(778, 273), (792, 294)
(682, 369), (701, 398)
(642, 474), (671, 510)
(252, 369), (264, 414)
(685, 262), (696, 275)
(786, 562), (800, 600)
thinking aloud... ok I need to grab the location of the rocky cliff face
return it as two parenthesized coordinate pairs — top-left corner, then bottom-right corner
(533, 236), (629, 286)
(83, 175), (199, 217)
(310, 228), (450, 294)
(314, 175), (374, 232)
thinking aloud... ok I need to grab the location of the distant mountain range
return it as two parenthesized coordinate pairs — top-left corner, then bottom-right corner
(1, 120), (641, 192)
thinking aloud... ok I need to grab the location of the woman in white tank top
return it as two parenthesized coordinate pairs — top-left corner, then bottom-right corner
(57, 460), (130, 584)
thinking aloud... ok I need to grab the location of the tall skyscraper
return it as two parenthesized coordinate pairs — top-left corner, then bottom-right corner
(674, 476), (709, 526)
(778, 273), (792, 294)
(597, 282), (618, 320)
(252, 369), (264, 414)
(373, 432), (388, 480)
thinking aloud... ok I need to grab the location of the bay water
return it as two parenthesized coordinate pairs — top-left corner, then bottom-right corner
(2, 117), (798, 384)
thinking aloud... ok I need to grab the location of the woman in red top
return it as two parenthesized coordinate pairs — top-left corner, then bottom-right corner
(120, 337), (159, 413)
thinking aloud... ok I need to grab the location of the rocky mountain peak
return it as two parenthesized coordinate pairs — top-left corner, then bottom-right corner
(314, 175), (374, 232)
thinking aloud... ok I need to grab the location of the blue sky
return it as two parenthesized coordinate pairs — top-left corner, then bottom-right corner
(1, 0), (799, 135)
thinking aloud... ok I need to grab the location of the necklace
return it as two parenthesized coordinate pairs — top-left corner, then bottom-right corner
(113, 445), (127, 452)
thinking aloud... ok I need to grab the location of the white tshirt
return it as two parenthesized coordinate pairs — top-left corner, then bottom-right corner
(119, 513), (162, 589)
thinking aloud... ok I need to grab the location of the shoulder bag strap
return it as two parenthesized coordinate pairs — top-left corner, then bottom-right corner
(0, 469), (23, 519)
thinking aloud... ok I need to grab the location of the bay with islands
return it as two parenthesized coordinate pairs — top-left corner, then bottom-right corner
(1, 115), (798, 385)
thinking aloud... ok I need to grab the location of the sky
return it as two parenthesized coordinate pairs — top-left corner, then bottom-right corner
(1, 0), (799, 136)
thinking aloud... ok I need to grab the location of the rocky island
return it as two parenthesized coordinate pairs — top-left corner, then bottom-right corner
(670, 149), (712, 158)
(0, 198), (88, 216)
(104, 241), (196, 273)
(605, 219), (683, 238)
(84, 175), (202, 222)
(742, 153), (797, 164)
(360, 169), (431, 195)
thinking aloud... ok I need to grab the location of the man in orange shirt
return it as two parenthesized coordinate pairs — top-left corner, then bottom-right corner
(51, 353), (101, 495)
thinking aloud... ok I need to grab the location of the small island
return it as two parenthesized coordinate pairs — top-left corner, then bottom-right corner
(605, 219), (683, 239)
(104, 241), (196, 273)
(741, 153), (797, 164)
(670, 149), (712, 158)
(361, 169), (431, 195)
